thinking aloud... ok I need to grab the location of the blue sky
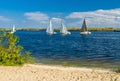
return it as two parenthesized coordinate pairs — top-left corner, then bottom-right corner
(0, 0), (120, 28)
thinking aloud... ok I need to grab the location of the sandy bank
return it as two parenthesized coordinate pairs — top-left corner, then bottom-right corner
(0, 64), (120, 81)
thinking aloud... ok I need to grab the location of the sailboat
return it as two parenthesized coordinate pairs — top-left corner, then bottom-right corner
(80, 19), (91, 34)
(46, 20), (56, 35)
(11, 25), (16, 34)
(60, 21), (71, 35)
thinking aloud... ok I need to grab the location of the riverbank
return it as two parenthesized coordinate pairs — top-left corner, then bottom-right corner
(0, 64), (120, 81)
(0, 27), (117, 31)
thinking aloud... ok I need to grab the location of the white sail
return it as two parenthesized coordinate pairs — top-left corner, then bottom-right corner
(46, 20), (51, 33)
(60, 22), (71, 35)
(46, 20), (56, 35)
(11, 25), (16, 34)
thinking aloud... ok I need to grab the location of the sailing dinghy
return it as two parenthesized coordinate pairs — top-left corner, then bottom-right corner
(11, 25), (16, 34)
(80, 19), (91, 35)
(60, 21), (71, 35)
(46, 20), (56, 35)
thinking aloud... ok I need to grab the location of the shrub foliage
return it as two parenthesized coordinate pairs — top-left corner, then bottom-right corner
(0, 30), (34, 65)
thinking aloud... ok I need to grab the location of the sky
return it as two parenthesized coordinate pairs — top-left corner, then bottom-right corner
(0, 0), (120, 28)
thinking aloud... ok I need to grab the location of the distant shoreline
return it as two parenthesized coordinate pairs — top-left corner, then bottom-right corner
(1, 27), (120, 31)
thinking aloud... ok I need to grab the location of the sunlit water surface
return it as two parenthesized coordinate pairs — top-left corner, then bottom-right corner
(16, 31), (120, 67)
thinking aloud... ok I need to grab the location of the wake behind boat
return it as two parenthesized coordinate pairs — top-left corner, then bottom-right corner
(46, 20), (56, 35)
(60, 21), (71, 35)
(80, 19), (91, 35)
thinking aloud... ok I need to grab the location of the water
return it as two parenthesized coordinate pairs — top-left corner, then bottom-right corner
(16, 30), (120, 66)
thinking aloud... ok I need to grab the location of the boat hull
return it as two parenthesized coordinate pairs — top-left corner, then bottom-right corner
(47, 32), (57, 35)
(80, 31), (91, 35)
(61, 31), (71, 35)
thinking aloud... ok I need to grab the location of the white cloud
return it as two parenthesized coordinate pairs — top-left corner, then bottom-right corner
(24, 12), (49, 22)
(66, 8), (120, 27)
(52, 17), (61, 20)
(0, 16), (12, 22)
(52, 17), (62, 23)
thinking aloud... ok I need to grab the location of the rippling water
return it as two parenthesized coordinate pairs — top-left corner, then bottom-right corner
(16, 30), (120, 66)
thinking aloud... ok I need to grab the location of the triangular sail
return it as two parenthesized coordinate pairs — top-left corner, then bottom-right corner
(81, 19), (87, 32)
(46, 20), (56, 34)
(11, 25), (16, 33)
(60, 22), (68, 34)
(46, 20), (53, 33)
(13, 25), (15, 32)
(49, 20), (54, 33)
(60, 22), (70, 34)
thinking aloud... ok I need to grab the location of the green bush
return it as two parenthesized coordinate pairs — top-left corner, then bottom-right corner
(0, 30), (34, 66)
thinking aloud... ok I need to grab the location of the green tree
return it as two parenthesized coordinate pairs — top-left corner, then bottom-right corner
(0, 30), (34, 66)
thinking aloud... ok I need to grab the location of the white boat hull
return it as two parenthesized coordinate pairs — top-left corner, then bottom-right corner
(47, 32), (57, 35)
(61, 31), (71, 35)
(67, 32), (71, 34)
(80, 31), (91, 35)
